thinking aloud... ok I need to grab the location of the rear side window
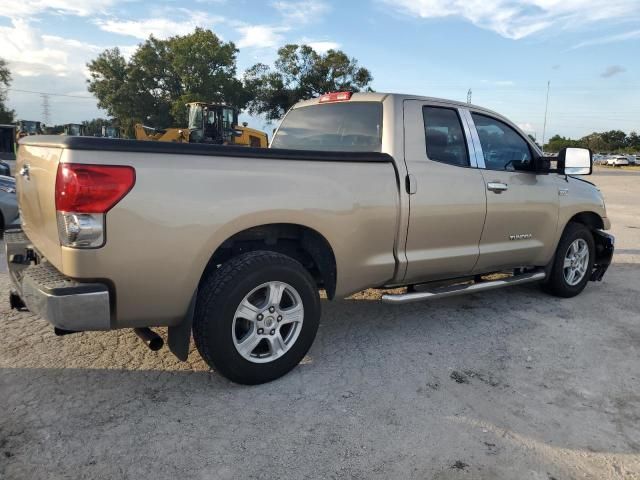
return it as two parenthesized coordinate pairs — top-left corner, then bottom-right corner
(423, 107), (469, 167)
(471, 113), (532, 171)
(271, 102), (382, 152)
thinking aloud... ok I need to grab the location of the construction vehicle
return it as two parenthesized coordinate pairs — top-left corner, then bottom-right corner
(16, 120), (44, 143)
(101, 126), (121, 139)
(0, 125), (16, 161)
(135, 102), (268, 147)
(62, 124), (86, 136)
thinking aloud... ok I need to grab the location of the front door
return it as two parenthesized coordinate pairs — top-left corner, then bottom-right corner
(466, 111), (560, 272)
(402, 100), (487, 284)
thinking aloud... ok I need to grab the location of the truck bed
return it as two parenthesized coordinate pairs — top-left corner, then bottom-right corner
(15, 136), (402, 328)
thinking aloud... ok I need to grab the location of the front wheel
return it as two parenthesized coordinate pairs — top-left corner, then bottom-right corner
(543, 222), (595, 298)
(193, 251), (320, 385)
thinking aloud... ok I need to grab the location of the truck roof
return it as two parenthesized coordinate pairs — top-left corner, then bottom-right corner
(292, 92), (504, 117)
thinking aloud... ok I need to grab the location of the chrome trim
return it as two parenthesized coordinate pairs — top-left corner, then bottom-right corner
(487, 182), (509, 193)
(460, 109), (485, 168)
(457, 108), (478, 168)
(21, 277), (111, 331)
(381, 271), (546, 304)
(6, 229), (111, 331)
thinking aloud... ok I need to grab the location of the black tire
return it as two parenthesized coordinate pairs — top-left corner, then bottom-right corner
(543, 222), (595, 298)
(193, 250), (320, 385)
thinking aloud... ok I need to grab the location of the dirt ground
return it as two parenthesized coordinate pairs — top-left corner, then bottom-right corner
(1, 168), (639, 480)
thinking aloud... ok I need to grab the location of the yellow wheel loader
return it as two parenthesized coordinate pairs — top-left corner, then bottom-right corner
(135, 103), (268, 147)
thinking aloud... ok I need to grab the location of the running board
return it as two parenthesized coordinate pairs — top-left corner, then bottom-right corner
(381, 271), (546, 304)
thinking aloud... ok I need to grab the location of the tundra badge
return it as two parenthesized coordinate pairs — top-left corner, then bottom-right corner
(509, 233), (532, 240)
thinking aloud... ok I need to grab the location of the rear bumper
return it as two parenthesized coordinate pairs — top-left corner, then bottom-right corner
(591, 230), (614, 281)
(5, 229), (111, 331)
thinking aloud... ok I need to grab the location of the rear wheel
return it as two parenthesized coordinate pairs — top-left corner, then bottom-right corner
(543, 222), (595, 298)
(193, 251), (320, 385)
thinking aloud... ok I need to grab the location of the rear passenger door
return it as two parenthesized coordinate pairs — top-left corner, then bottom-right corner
(402, 100), (487, 284)
(466, 111), (560, 272)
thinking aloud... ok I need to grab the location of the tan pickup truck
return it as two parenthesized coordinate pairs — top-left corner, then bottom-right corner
(6, 92), (614, 384)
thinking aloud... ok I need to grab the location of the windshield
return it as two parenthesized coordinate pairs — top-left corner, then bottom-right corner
(187, 105), (203, 130)
(22, 121), (40, 134)
(271, 102), (383, 152)
(68, 125), (81, 135)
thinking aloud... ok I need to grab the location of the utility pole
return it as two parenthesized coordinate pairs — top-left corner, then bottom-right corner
(467, 89), (472, 104)
(41, 93), (51, 126)
(541, 81), (550, 153)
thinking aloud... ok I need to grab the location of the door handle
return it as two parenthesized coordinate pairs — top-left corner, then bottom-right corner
(405, 174), (417, 194)
(487, 182), (508, 193)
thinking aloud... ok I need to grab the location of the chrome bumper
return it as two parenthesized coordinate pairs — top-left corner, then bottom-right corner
(5, 229), (111, 331)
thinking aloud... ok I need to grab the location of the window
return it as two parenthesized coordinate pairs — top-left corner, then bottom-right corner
(471, 113), (532, 171)
(422, 107), (469, 167)
(271, 102), (382, 152)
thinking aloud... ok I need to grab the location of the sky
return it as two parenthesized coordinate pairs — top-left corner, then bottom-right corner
(1, 0), (639, 141)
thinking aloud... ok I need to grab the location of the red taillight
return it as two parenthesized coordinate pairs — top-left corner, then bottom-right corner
(318, 91), (352, 103)
(55, 163), (136, 213)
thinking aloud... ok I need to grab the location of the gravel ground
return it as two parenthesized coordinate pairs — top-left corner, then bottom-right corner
(1, 168), (639, 480)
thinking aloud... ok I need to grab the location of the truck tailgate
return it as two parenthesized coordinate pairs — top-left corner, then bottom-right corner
(15, 145), (63, 268)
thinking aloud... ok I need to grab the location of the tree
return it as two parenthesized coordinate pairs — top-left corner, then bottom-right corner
(244, 44), (373, 121)
(600, 130), (627, 151)
(544, 134), (582, 152)
(627, 131), (640, 151)
(87, 28), (244, 135)
(0, 58), (15, 124)
(581, 132), (607, 152)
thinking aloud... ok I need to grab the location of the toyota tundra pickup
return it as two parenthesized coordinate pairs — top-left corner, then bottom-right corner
(5, 92), (614, 384)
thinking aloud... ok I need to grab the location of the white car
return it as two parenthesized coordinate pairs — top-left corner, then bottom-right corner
(607, 156), (630, 167)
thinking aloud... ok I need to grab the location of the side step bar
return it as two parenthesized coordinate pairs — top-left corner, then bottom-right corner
(381, 271), (546, 304)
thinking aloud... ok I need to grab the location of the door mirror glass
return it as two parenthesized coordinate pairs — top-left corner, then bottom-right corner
(560, 147), (592, 175)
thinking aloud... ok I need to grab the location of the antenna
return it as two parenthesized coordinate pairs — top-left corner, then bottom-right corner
(541, 81), (550, 153)
(467, 89), (472, 104)
(41, 93), (51, 125)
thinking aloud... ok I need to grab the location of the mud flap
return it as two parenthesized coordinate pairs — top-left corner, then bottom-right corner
(168, 291), (196, 361)
(590, 230), (614, 281)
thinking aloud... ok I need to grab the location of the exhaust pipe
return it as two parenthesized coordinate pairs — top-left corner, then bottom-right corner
(9, 290), (27, 311)
(134, 328), (164, 351)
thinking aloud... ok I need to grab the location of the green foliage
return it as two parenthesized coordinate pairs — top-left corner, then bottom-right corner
(545, 134), (582, 152)
(244, 44), (373, 121)
(87, 28), (243, 134)
(545, 131), (640, 153)
(0, 58), (15, 124)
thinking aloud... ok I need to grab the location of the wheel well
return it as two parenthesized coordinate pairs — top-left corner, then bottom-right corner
(569, 212), (604, 231)
(203, 224), (337, 299)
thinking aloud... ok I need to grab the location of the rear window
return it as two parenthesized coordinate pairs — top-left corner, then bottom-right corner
(271, 102), (382, 152)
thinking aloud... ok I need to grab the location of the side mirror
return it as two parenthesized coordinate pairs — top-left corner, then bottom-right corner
(534, 156), (551, 174)
(559, 147), (592, 175)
